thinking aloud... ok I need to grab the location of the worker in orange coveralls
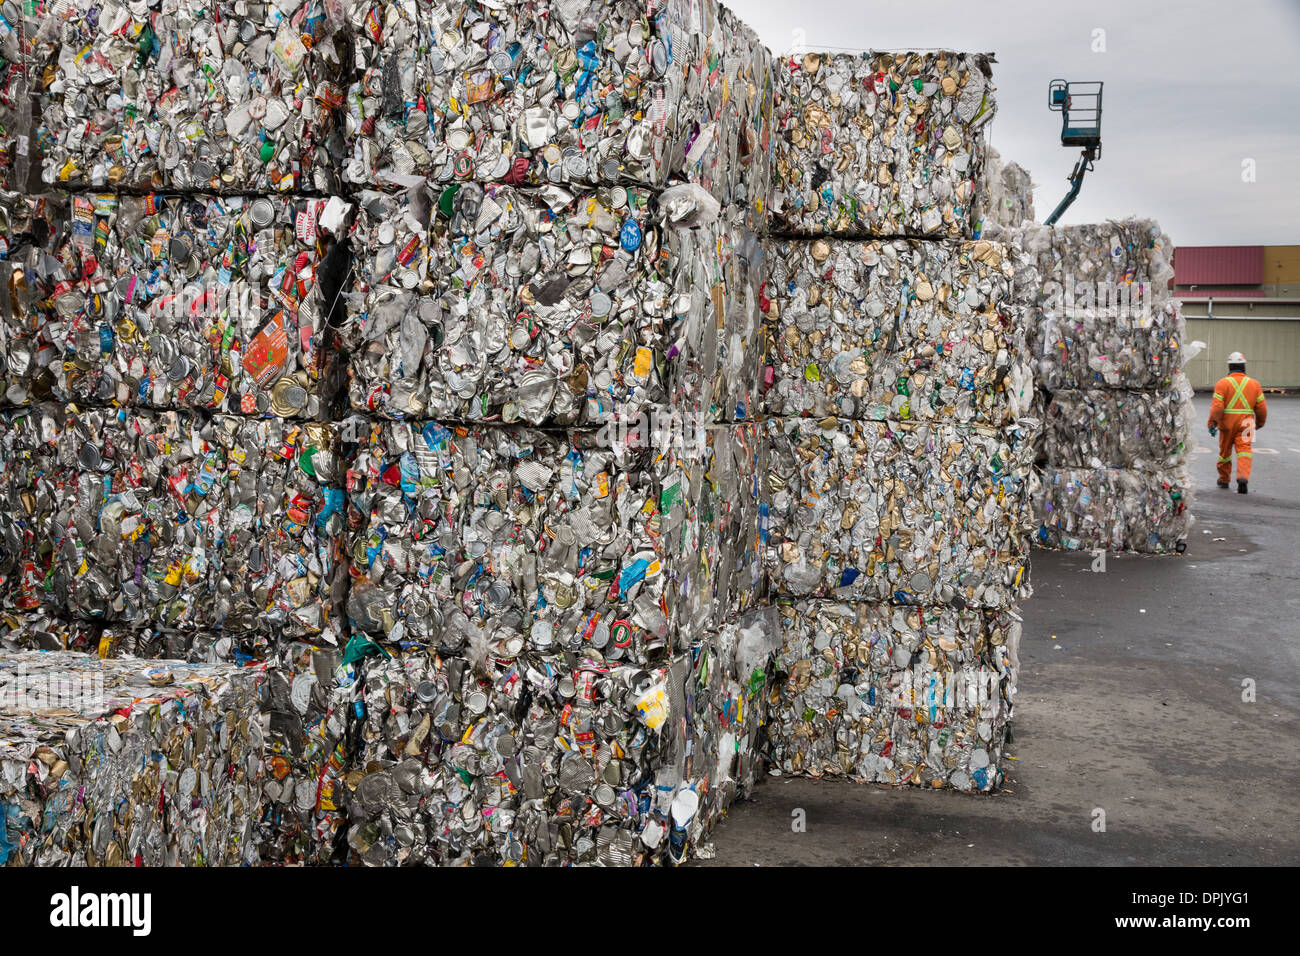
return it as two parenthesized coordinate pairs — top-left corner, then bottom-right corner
(1208, 351), (1268, 494)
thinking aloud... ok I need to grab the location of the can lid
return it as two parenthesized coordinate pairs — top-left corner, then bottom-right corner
(651, 40), (668, 76)
(78, 442), (102, 470)
(250, 198), (275, 229)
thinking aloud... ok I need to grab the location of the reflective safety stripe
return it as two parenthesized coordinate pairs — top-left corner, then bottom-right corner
(1218, 456), (1232, 462)
(1226, 376), (1254, 414)
(1213, 392), (1224, 401)
(1239, 452), (1253, 458)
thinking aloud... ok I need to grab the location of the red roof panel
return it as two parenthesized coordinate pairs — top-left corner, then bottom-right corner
(1174, 246), (1263, 286)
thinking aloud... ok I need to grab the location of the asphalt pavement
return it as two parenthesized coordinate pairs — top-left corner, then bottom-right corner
(700, 395), (1300, 866)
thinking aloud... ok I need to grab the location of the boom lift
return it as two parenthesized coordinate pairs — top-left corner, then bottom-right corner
(1044, 79), (1103, 226)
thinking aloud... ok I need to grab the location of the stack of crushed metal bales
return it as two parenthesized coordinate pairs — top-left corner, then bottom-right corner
(1021, 220), (1194, 553)
(976, 149), (1195, 554)
(0, 6), (1058, 866)
(325, 0), (781, 867)
(0, 0), (785, 867)
(0, 0), (354, 864)
(761, 52), (1037, 791)
(2, 0), (356, 654)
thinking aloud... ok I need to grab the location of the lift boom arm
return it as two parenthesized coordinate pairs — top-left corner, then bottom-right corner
(1045, 146), (1099, 226)
(1045, 79), (1103, 227)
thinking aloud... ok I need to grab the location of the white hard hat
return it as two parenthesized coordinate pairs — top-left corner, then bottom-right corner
(1228, 351), (1247, 365)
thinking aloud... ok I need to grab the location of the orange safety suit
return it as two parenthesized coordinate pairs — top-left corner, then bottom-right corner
(1209, 371), (1268, 482)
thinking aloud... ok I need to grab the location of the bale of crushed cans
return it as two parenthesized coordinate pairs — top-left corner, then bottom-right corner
(764, 417), (1037, 608)
(0, 403), (346, 639)
(2, 615), (236, 663)
(339, 417), (765, 664)
(760, 236), (1037, 425)
(333, 603), (777, 865)
(0, 612), (104, 654)
(770, 51), (996, 238)
(255, 636), (355, 863)
(1043, 382), (1194, 472)
(30, 0), (350, 193)
(343, 0), (775, 226)
(1034, 464), (1192, 554)
(342, 178), (763, 425)
(768, 600), (1017, 790)
(1022, 220), (1182, 392)
(0, 622), (360, 864)
(0, 190), (353, 416)
(0, 649), (266, 865)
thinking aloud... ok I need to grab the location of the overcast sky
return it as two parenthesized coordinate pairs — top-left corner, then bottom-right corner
(727, 0), (1300, 246)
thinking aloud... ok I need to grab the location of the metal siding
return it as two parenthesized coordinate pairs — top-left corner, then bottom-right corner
(1173, 287), (1267, 299)
(1262, 245), (1300, 285)
(1174, 246), (1264, 286)
(1183, 318), (1300, 389)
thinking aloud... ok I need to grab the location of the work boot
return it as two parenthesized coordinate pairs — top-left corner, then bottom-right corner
(1217, 480), (1229, 489)
(1237, 480), (1248, 495)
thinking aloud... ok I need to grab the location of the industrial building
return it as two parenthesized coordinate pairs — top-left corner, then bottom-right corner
(1174, 245), (1300, 388)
